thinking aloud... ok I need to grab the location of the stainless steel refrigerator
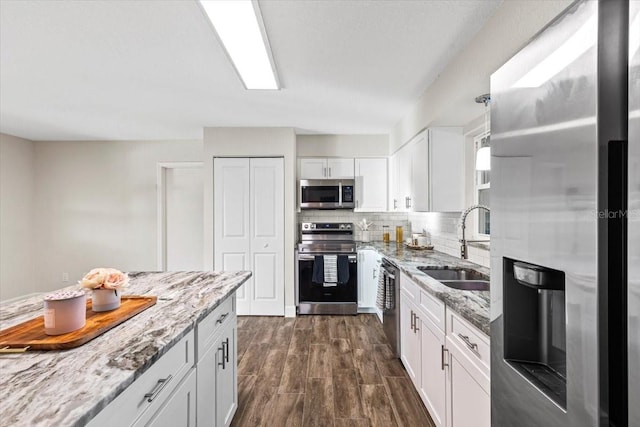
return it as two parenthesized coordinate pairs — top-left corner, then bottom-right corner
(490, 0), (639, 425)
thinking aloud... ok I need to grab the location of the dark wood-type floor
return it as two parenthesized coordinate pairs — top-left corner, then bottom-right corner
(231, 314), (435, 427)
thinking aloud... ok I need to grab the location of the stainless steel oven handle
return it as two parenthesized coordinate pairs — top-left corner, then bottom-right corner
(298, 254), (357, 261)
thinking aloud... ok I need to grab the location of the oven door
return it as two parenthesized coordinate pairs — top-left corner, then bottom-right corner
(297, 253), (358, 304)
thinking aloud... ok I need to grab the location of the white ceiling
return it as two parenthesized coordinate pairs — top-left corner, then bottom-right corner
(0, 0), (502, 141)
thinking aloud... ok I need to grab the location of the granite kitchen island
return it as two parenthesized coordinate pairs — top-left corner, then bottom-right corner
(0, 270), (251, 426)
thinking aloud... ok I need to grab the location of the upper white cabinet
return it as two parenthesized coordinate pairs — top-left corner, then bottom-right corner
(355, 158), (387, 212)
(299, 158), (354, 179)
(429, 128), (465, 212)
(391, 128), (464, 212)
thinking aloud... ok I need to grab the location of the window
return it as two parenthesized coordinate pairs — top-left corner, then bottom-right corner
(474, 132), (490, 236)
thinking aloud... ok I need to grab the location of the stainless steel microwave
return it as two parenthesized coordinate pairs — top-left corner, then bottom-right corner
(299, 179), (355, 210)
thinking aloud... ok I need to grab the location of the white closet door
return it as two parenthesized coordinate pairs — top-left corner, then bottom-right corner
(214, 158), (251, 314)
(249, 158), (284, 315)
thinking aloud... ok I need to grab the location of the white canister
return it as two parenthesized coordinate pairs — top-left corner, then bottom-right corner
(92, 288), (122, 312)
(361, 230), (370, 242)
(44, 290), (87, 335)
(417, 236), (430, 246)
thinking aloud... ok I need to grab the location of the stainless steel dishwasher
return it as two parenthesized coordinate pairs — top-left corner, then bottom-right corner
(381, 258), (400, 358)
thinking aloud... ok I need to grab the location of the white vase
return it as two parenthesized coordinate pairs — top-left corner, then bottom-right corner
(92, 288), (121, 312)
(361, 230), (370, 242)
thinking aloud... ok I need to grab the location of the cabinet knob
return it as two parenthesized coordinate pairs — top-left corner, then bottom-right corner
(264, 243), (269, 248)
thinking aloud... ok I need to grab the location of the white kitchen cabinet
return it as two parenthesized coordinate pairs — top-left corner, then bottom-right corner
(143, 370), (196, 427)
(429, 127), (464, 212)
(197, 295), (237, 427)
(419, 315), (447, 427)
(215, 323), (237, 427)
(400, 273), (446, 427)
(390, 127), (464, 212)
(354, 158), (387, 211)
(299, 158), (354, 179)
(358, 249), (382, 312)
(214, 157), (284, 316)
(400, 292), (421, 386)
(87, 331), (196, 427)
(446, 309), (490, 427)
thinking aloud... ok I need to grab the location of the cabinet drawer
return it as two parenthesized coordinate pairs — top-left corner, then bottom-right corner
(447, 310), (490, 375)
(400, 273), (418, 302)
(418, 290), (445, 333)
(88, 330), (195, 427)
(197, 295), (235, 361)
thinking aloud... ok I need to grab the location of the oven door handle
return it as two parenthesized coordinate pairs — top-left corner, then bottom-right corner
(298, 254), (357, 261)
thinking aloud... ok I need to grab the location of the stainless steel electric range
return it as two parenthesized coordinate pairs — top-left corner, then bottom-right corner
(296, 222), (357, 315)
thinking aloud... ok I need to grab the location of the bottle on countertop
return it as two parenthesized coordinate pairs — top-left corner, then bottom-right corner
(395, 225), (403, 243)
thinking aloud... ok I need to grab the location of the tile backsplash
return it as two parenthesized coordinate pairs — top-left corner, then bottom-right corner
(297, 210), (490, 268)
(298, 210), (409, 242)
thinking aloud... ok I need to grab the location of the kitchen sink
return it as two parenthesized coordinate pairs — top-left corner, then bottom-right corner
(417, 267), (490, 291)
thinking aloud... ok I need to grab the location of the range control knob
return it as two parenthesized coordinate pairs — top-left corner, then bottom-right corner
(303, 224), (309, 229)
(345, 224), (351, 229)
(311, 224), (316, 229)
(339, 224), (345, 230)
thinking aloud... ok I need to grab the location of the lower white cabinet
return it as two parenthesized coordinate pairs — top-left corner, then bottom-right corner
(357, 249), (382, 312)
(399, 273), (489, 427)
(88, 293), (238, 427)
(197, 296), (238, 427)
(143, 370), (197, 427)
(87, 331), (195, 427)
(419, 315), (447, 427)
(445, 310), (490, 427)
(400, 275), (446, 427)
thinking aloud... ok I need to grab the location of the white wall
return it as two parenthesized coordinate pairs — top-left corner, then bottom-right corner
(297, 134), (389, 157)
(203, 127), (297, 314)
(32, 139), (202, 294)
(390, 0), (571, 152)
(0, 133), (36, 301)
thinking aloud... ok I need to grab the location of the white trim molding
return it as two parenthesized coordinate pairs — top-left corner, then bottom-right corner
(156, 162), (203, 271)
(285, 305), (297, 318)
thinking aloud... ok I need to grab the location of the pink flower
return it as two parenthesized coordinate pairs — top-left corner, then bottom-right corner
(79, 268), (128, 290)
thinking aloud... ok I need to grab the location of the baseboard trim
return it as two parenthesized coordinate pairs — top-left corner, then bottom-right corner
(357, 307), (377, 314)
(285, 305), (297, 318)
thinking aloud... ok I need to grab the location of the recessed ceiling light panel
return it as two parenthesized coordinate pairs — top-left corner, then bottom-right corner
(199, 0), (279, 90)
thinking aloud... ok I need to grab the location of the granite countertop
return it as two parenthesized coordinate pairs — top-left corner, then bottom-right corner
(358, 242), (490, 335)
(0, 271), (251, 427)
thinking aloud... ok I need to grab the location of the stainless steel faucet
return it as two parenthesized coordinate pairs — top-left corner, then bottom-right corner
(459, 204), (490, 259)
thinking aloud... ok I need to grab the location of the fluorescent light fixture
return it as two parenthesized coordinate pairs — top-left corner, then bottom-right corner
(200, 0), (279, 90)
(513, 15), (597, 88)
(476, 147), (491, 171)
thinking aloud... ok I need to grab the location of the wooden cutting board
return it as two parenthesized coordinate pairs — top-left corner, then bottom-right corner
(0, 295), (157, 351)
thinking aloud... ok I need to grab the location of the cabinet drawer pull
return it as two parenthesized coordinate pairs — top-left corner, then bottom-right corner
(323, 167), (327, 177)
(458, 333), (481, 357)
(224, 337), (230, 364)
(393, 199), (398, 210)
(328, 167), (332, 177)
(144, 375), (173, 402)
(410, 311), (415, 331)
(441, 345), (449, 370)
(216, 312), (229, 324)
(413, 315), (419, 333)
